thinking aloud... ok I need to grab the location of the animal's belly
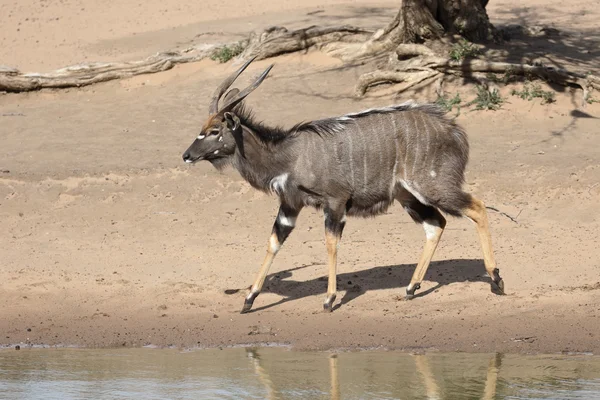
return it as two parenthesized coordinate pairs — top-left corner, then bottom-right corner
(345, 189), (395, 217)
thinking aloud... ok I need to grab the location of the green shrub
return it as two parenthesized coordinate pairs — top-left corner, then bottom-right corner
(435, 93), (462, 115)
(467, 85), (504, 111)
(511, 83), (555, 104)
(449, 39), (480, 61)
(210, 43), (245, 63)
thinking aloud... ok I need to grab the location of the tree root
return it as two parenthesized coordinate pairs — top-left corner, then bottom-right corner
(355, 69), (441, 96)
(355, 49), (600, 104)
(240, 25), (372, 61)
(0, 44), (219, 92)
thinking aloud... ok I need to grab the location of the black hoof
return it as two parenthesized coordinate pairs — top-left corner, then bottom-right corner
(405, 283), (421, 300)
(491, 269), (505, 295)
(323, 294), (337, 312)
(240, 292), (259, 314)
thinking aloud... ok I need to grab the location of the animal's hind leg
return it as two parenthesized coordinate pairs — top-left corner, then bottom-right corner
(323, 204), (346, 312)
(462, 195), (505, 294)
(396, 189), (446, 300)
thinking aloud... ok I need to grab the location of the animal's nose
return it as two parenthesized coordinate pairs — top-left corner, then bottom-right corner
(182, 152), (191, 162)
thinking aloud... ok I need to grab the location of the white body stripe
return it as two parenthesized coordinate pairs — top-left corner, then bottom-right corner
(400, 180), (430, 205)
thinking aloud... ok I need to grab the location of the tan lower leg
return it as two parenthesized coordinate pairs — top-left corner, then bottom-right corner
(463, 196), (498, 277)
(324, 231), (339, 310)
(249, 233), (280, 294)
(241, 233), (280, 313)
(407, 218), (445, 295)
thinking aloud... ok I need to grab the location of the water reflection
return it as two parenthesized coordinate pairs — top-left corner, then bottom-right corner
(1, 347), (599, 399)
(245, 349), (505, 400)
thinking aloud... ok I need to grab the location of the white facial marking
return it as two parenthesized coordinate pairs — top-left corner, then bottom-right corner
(400, 180), (430, 205)
(423, 220), (440, 240)
(430, 170), (437, 178)
(185, 159), (193, 163)
(197, 134), (205, 140)
(269, 235), (280, 254)
(270, 173), (289, 195)
(218, 136), (223, 142)
(277, 210), (296, 227)
(213, 150), (219, 154)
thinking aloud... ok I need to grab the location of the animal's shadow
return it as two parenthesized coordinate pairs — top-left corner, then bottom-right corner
(235, 258), (493, 312)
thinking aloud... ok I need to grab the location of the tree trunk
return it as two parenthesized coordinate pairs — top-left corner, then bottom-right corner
(376, 0), (496, 45)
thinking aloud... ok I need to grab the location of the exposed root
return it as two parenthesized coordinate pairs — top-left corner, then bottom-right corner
(0, 45), (219, 92)
(355, 69), (441, 96)
(355, 53), (600, 104)
(322, 39), (396, 62)
(241, 25), (372, 61)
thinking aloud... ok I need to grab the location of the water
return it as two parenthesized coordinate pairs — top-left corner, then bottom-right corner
(1, 347), (600, 399)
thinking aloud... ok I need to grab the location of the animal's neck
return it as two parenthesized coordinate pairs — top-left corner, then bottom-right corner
(232, 125), (294, 193)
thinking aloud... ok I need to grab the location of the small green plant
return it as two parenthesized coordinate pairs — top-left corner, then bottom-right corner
(210, 43), (245, 63)
(435, 92), (462, 115)
(587, 95), (599, 104)
(449, 39), (480, 61)
(511, 83), (555, 104)
(486, 66), (519, 85)
(467, 85), (504, 111)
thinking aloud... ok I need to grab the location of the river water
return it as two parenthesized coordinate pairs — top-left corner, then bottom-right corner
(1, 347), (600, 399)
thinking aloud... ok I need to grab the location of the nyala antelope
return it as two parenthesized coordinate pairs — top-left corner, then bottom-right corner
(182, 56), (505, 313)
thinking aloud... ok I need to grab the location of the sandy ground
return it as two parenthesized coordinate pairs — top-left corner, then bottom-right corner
(1, 1), (600, 354)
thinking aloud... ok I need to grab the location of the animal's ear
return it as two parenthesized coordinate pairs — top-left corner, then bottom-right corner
(223, 112), (245, 158)
(223, 112), (241, 131)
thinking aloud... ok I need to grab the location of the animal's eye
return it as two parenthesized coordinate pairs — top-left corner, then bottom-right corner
(210, 129), (220, 135)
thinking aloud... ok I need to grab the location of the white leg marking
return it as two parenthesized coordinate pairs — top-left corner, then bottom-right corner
(269, 235), (280, 254)
(277, 210), (296, 227)
(423, 220), (440, 240)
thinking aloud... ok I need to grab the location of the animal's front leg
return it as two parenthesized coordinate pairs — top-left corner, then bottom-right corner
(241, 203), (300, 314)
(323, 206), (346, 312)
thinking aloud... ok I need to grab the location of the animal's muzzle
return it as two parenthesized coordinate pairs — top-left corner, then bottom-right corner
(182, 152), (200, 163)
